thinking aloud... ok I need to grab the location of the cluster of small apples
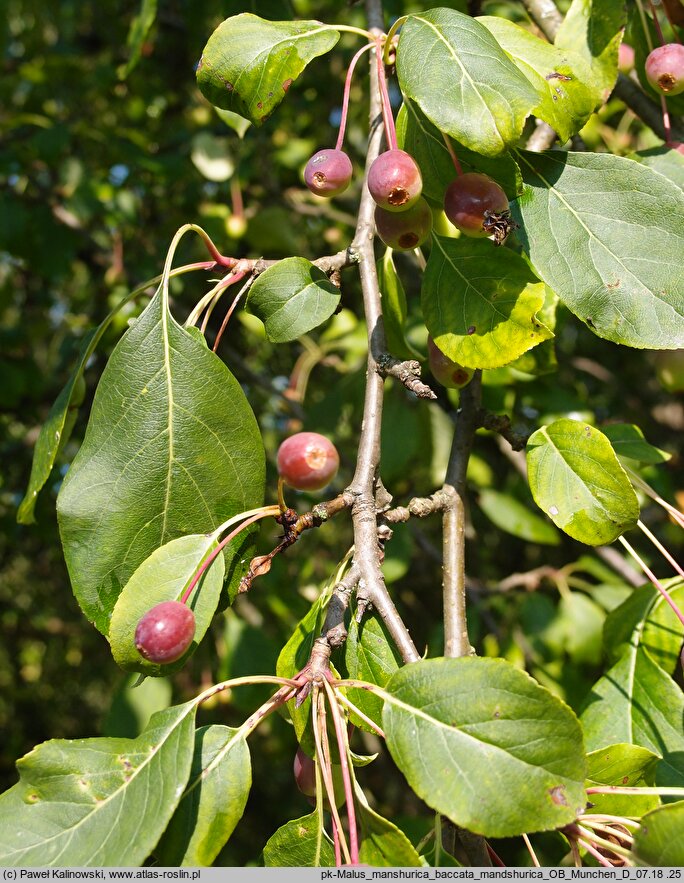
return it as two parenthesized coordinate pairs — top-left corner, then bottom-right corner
(134, 432), (340, 665)
(304, 145), (432, 251)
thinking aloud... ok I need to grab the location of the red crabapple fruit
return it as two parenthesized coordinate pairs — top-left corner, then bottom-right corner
(374, 197), (432, 250)
(304, 149), (353, 197)
(367, 149), (422, 211)
(135, 600), (196, 664)
(277, 432), (339, 491)
(444, 173), (515, 245)
(645, 44), (684, 96)
(427, 337), (474, 389)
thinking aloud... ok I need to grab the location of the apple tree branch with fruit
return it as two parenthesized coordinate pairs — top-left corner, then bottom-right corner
(5, 0), (684, 869)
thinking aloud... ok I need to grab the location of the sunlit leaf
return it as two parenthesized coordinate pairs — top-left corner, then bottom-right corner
(633, 801), (684, 866)
(262, 811), (335, 867)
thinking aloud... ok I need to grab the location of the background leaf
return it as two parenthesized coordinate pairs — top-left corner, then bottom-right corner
(119, 0), (157, 79)
(247, 257), (340, 343)
(555, 0), (625, 104)
(526, 419), (640, 545)
(56, 290), (265, 635)
(382, 657), (587, 837)
(632, 801), (684, 866)
(262, 810), (335, 867)
(155, 724), (251, 866)
(108, 534), (225, 676)
(196, 14), (339, 124)
(479, 17), (598, 142)
(603, 423), (671, 464)
(0, 703), (196, 866)
(376, 250), (421, 361)
(396, 8), (538, 156)
(422, 234), (552, 370)
(477, 488), (560, 545)
(513, 150), (684, 349)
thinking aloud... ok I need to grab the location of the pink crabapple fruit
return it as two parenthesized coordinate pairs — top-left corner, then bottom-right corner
(367, 149), (422, 211)
(427, 337), (474, 389)
(444, 172), (515, 245)
(645, 44), (684, 96)
(135, 600), (196, 664)
(304, 149), (353, 197)
(277, 431), (340, 491)
(374, 197), (432, 250)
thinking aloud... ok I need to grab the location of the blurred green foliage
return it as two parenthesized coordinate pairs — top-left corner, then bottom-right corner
(1, 0), (682, 866)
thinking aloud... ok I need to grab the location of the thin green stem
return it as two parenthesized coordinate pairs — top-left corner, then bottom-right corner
(211, 271), (250, 351)
(638, 519), (684, 579)
(331, 24), (377, 41)
(635, 0), (655, 52)
(442, 133), (464, 176)
(334, 690), (385, 738)
(522, 833), (540, 867)
(323, 678), (359, 865)
(619, 535), (684, 629)
(383, 16), (408, 64)
(587, 785), (684, 796)
(313, 686), (352, 865)
(576, 825), (634, 861)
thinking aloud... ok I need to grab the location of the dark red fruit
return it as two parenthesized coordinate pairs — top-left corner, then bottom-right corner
(304, 149), (353, 197)
(427, 337), (474, 389)
(277, 431), (339, 491)
(293, 747), (316, 797)
(135, 600), (196, 664)
(645, 43), (684, 96)
(444, 173), (513, 244)
(367, 149), (422, 211)
(374, 197), (432, 250)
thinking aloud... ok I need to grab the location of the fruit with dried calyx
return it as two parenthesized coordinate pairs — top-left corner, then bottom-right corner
(428, 337), (474, 389)
(135, 600), (196, 664)
(304, 149), (353, 197)
(645, 44), (684, 96)
(277, 431), (339, 491)
(444, 172), (516, 245)
(367, 149), (422, 211)
(374, 197), (432, 250)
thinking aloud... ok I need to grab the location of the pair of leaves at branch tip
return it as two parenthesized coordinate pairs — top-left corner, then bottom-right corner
(56, 289), (265, 636)
(196, 14), (339, 125)
(382, 657), (587, 838)
(585, 743), (661, 818)
(397, 8), (539, 157)
(155, 724), (251, 866)
(108, 533), (225, 677)
(395, 99), (523, 206)
(580, 642), (684, 790)
(512, 150), (684, 350)
(0, 703), (197, 867)
(247, 257), (340, 343)
(526, 418), (640, 546)
(422, 234), (553, 370)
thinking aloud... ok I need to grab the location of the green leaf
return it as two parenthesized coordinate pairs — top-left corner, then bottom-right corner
(344, 608), (403, 731)
(355, 787), (424, 867)
(478, 488), (560, 545)
(422, 234), (553, 370)
(513, 150), (684, 349)
(396, 99), (522, 207)
(478, 17), (599, 143)
(603, 580), (684, 674)
(155, 725), (251, 866)
(580, 646), (684, 788)
(119, 0), (157, 79)
(18, 280), (147, 524)
(630, 146), (684, 194)
(555, 0), (625, 104)
(215, 107), (251, 140)
(0, 703), (196, 866)
(585, 743), (660, 817)
(196, 14), (339, 125)
(603, 423), (671, 464)
(508, 285), (558, 376)
(397, 9), (538, 156)
(376, 250), (421, 360)
(633, 801), (684, 866)
(247, 257), (340, 342)
(262, 811), (335, 867)
(109, 534), (225, 676)
(56, 290), (265, 635)
(382, 657), (587, 837)
(526, 419), (640, 545)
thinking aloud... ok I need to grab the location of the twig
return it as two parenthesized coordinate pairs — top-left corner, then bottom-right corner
(345, 0), (420, 665)
(526, 120), (558, 151)
(519, 0), (563, 38)
(376, 354), (437, 399)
